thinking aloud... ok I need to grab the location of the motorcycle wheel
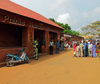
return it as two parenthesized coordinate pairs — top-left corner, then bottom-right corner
(6, 62), (14, 67)
(6, 57), (12, 62)
(26, 57), (30, 64)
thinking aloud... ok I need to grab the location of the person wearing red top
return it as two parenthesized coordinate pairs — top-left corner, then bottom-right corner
(68, 41), (71, 50)
(68, 41), (71, 45)
(73, 43), (76, 56)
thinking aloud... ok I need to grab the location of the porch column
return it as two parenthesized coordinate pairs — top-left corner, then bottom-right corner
(24, 27), (34, 57)
(45, 31), (50, 53)
(27, 27), (34, 44)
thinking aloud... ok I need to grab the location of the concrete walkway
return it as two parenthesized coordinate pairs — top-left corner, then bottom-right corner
(0, 49), (100, 84)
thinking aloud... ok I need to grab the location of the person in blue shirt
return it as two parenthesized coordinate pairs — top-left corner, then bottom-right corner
(83, 41), (86, 57)
(56, 41), (59, 54)
(60, 39), (64, 51)
(91, 40), (93, 44)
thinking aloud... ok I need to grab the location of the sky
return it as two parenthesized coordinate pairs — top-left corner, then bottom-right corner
(10, 0), (100, 31)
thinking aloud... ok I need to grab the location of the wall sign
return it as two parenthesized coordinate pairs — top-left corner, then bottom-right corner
(2, 15), (25, 26)
(0, 14), (59, 33)
(29, 22), (41, 29)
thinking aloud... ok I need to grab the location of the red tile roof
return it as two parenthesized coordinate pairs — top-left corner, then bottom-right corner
(0, 0), (64, 29)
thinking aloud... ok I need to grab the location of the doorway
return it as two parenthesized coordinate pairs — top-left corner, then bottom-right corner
(49, 32), (57, 44)
(34, 29), (45, 53)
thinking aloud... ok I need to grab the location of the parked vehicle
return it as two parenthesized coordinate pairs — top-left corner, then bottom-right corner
(6, 49), (30, 67)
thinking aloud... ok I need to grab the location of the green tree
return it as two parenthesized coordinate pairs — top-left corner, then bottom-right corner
(49, 18), (80, 36)
(63, 30), (80, 36)
(81, 21), (100, 36)
(49, 18), (56, 22)
(49, 18), (71, 30)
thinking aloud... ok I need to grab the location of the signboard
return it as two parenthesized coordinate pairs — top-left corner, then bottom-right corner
(2, 15), (25, 26)
(0, 14), (59, 33)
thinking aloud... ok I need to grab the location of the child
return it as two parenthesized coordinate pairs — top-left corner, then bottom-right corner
(73, 43), (76, 57)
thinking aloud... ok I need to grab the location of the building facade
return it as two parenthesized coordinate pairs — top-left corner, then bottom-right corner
(0, 0), (63, 63)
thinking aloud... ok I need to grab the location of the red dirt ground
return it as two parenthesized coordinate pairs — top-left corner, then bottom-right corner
(0, 49), (100, 84)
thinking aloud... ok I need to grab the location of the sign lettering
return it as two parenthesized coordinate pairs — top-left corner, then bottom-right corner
(2, 15), (25, 26)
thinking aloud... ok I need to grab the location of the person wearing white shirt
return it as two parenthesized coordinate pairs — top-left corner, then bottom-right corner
(88, 42), (93, 57)
(49, 40), (54, 54)
(88, 41), (90, 45)
(76, 43), (80, 57)
(79, 42), (83, 57)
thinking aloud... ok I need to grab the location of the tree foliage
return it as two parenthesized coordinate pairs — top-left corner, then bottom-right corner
(49, 18), (71, 30)
(49, 18), (56, 23)
(49, 18), (80, 36)
(81, 21), (100, 36)
(63, 30), (80, 36)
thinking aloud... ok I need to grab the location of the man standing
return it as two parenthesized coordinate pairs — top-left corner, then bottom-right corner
(88, 42), (93, 57)
(49, 40), (54, 54)
(79, 41), (83, 57)
(83, 41), (86, 57)
(33, 40), (38, 60)
(86, 42), (89, 57)
(56, 41), (59, 54)
(60, 39), (64, 51)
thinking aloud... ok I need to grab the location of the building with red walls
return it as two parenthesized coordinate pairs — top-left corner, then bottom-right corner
(0, 0), (64, 63)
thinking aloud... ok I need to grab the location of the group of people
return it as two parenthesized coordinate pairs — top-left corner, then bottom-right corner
(73, 40), (100, 57)
(33, 38), (100, 60)
(33, 39), (65, 60)
(49, 39), (65, 55)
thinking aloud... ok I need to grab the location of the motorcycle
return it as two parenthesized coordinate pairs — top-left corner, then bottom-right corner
(6, 48), (30, 67)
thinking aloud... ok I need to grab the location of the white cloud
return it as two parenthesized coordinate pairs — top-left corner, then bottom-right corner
(56, 13), (78, 27)
(57, 13), (70, 24)
(83, 6), (100, 19)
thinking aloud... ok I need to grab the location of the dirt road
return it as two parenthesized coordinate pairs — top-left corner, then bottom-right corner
(0, 50), (100, 84)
